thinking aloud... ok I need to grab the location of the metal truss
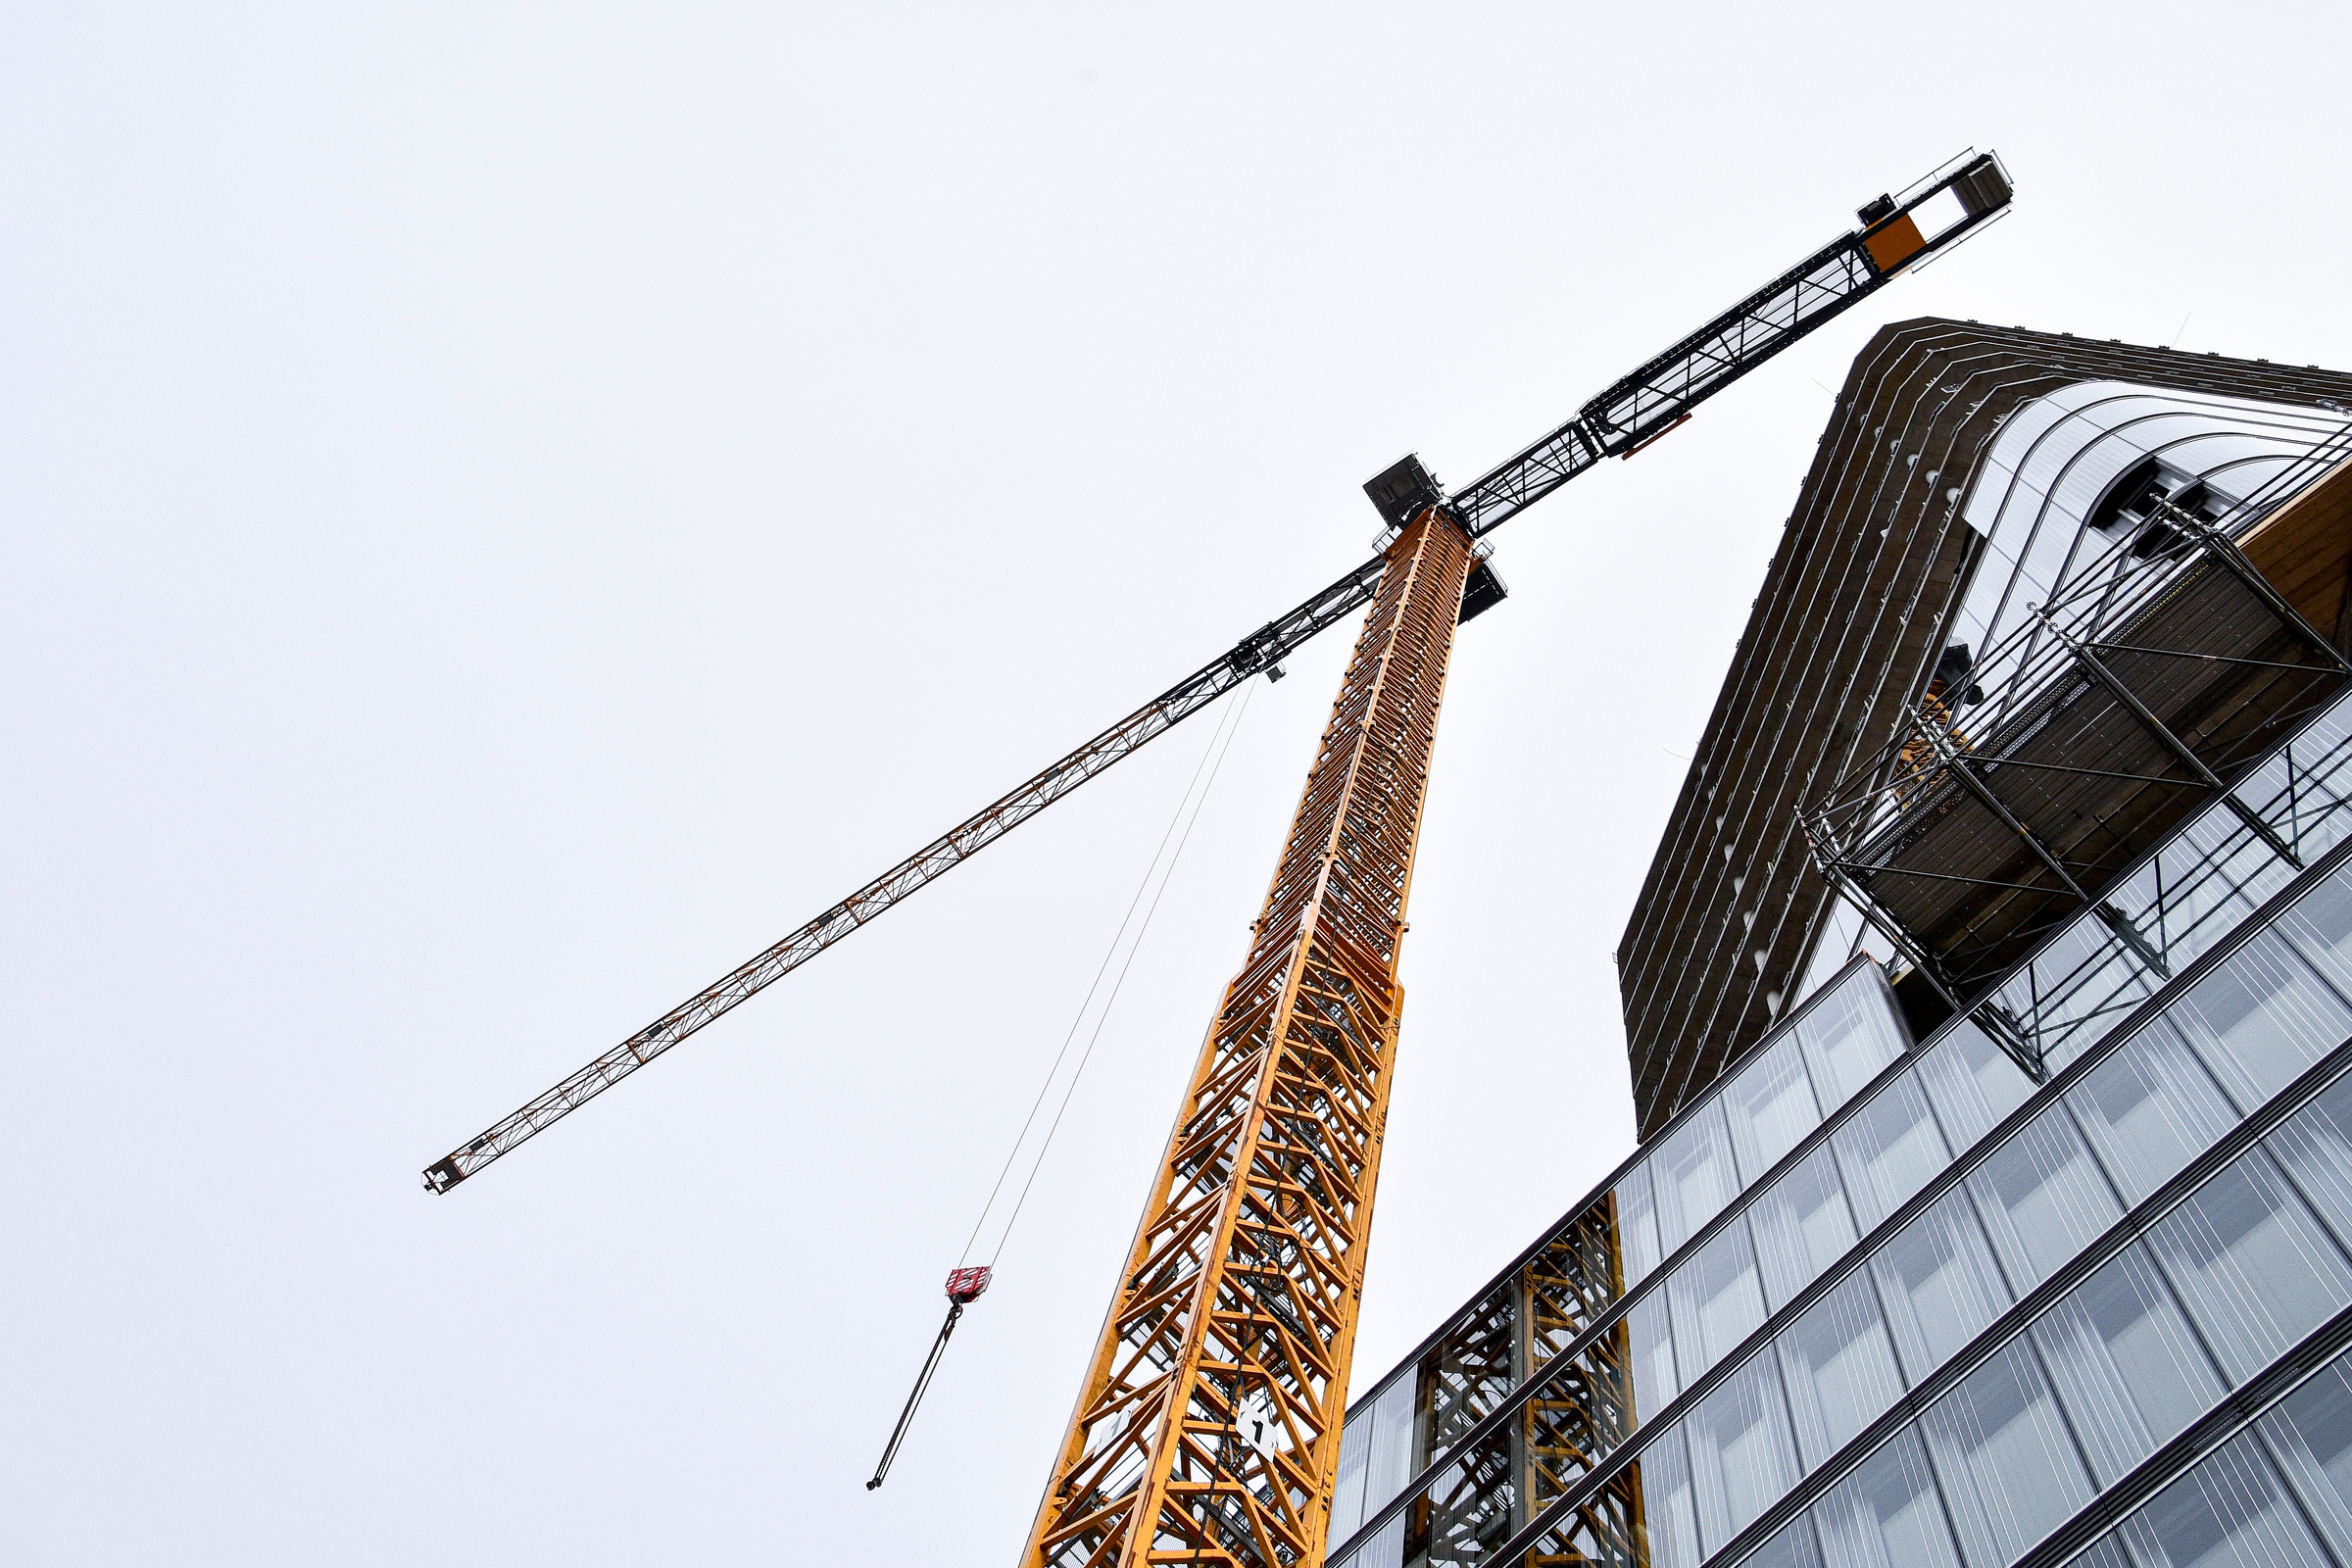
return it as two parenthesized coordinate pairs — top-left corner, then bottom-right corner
(1019, 513), (1473, 1568)
(1803, 449), (2352, 1079)
(1444, 154), (2010, 538)
(1397, 1199), (1636, 1567)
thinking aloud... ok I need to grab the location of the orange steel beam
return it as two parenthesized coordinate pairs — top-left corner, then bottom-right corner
(1021, 510), (1475, 1568)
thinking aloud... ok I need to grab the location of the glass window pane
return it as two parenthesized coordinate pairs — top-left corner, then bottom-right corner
(2278, 860), (2352, 999)
(2148, 1148), (2352, 1383)
(2260, 1357), (2352, 1562)
(1668, 1222), (1767, 1380)
(1968, 1110), (2122, 1292)
(2171, 931), (2352, 1115)
(2174, 804), (2297, 941)
(2067, 1019), (2242, 1207)
(1778, 1269), (1906, 1470)
(1329, 1381), (1416, 1568)
(1412, 1282), (1515, 1473)
(1920, 1338), (2093, 1568)
(1364, 1376), (1416, 1525)
(2289, 708), (2352, 865)
(2003, 912), (2159, 1079)
(1331, 1401), (1373, 1542)
(2032, 1243), (2224, 1487)
(2268, 1069), (2352, 1248)
(1751, 1145), (1861, 1313)
(1731, 1034), (1826, 1183)
(1629, 1290), (1679, 1423)
(1835, 1076), (1950, 1234)
(1688, 1353), (1803, 1554)
(1743, 1515), (1826, 1568)
(1811, 1428), (1963, 1568)
(2110, 801), (2264, 1011)
(1917, 1021), (2035, 1156)
(2067, 1537), (2134, 1568)
(1331, 1512), (1403, 1568)
(1620, 1163), (1663, 1288)
(2116, 1428), (2331, 1568)
(1656, 1102), (1741, 1257)
(1633, 1426), (1702, 1568)
(1872, 1187), (2012, 1383)
(1799, 973), (1909, 1111)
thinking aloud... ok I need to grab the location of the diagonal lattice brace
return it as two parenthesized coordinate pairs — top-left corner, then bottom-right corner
(1021, 511), (1475, 1568)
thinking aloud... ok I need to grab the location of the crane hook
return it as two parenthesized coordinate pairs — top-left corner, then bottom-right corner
(866, 1267), (994, 1490)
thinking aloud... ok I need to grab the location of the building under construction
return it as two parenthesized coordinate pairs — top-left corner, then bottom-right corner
(1322, 324), (2352, 1568)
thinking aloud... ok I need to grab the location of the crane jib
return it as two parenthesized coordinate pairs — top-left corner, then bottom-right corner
(421, 151), (2012, 1194)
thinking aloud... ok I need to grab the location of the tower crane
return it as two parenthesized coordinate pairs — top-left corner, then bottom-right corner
(420, 151), (2013, 1566)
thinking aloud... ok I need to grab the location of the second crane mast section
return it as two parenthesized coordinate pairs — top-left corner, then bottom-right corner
(1021, 513), (1473, 1568)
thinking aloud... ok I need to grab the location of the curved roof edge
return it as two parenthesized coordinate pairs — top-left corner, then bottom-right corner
(1617, 318), (2352, 1141)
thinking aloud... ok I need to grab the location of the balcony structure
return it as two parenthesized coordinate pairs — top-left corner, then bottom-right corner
(1619, 322), (2352, 1140)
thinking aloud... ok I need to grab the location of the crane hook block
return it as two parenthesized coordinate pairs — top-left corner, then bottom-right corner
(947, 1265), (994, 1304)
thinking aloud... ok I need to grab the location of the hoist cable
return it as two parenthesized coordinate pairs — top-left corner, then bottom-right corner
(988, 676), (1255, 1271)
(955, 676), (1256, 1271)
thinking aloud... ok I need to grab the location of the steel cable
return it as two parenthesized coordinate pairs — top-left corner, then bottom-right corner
(956, 675), (1259, 1271)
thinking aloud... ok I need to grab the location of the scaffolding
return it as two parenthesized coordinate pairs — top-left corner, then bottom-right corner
(1805, 431), (2352, 1081)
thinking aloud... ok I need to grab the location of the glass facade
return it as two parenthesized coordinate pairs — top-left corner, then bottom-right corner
(1327, 685), (2352, 1568)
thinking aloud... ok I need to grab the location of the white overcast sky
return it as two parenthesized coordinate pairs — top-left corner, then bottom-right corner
(9, 3), (2352, 1562)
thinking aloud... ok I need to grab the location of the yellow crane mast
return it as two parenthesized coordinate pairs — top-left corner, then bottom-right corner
(1022, 512), (1472, 1566)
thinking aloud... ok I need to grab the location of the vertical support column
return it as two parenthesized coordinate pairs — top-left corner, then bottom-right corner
(1020, 511), (1475, 1568)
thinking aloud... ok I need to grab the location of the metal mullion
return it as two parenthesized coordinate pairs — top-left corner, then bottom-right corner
(1950, 754), (2218, 788)
(2080, 640), (2346, 676)
(1835, 860), (2093, 897)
